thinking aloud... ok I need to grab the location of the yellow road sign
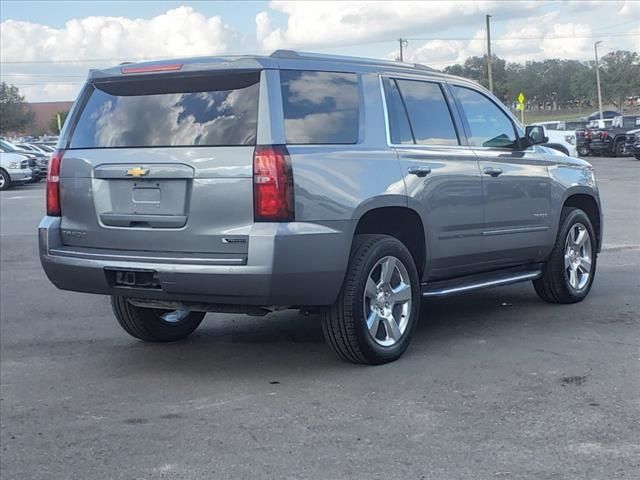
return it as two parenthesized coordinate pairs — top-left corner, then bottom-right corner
(516, 103), (524, 111)
(518, 92), (525, 104)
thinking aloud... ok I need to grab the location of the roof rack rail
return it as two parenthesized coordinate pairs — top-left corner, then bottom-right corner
(270, 49), (435, 72)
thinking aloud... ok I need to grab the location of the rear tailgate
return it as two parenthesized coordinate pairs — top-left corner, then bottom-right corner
(59, 70), (260, 257)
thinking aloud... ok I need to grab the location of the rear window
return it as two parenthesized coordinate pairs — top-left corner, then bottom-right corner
(68, 72), (260, 148)
(280, 70), (359, 144)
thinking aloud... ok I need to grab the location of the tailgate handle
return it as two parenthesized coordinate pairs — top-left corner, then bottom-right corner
(100, 213), (187, 228)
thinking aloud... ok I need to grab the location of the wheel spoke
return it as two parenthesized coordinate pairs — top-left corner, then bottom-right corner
(579, 257), (591, 273)
(390, 283), (411, 305)
(380, 257), (396, 285)
(564, 253), (572, 269)
(574, 227), (587, 247)
(366, 310), (381, 336)
(382, 314), (402, 341)
(365, 277), (378, 300)
(569, 267), (578, 288)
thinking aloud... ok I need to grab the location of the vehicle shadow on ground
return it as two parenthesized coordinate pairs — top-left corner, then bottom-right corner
(105, 283), (556, 377)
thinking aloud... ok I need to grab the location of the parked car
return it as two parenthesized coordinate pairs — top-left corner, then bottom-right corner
(581, 110), (620, 122)
(590, 115), (640, 157)
(39, 51), (603, 364)
(530, 121), (578, 156)
(30, 143), (55, 153)
(0, 139), (48, 181)
(623, 128), (640, 160)
(0, 152), (32, 190)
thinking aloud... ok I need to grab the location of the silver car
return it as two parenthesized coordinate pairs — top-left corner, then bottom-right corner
(40, 51), (603, 364)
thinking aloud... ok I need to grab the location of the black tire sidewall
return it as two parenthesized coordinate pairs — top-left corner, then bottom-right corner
(348, 236), (421, 363)
(112, 296), (205, 342)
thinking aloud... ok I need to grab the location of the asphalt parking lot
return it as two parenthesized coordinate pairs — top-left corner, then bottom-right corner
(1, 157), (639, 479)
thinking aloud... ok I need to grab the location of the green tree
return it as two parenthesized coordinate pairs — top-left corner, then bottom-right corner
(0, 82), (34, 134)
(444, 55), (508, 99)
(599, 50), (640, 111)
(48, 111), (69, 134)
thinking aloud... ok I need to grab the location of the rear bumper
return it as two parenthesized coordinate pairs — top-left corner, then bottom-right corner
(39, 217), (352, 307)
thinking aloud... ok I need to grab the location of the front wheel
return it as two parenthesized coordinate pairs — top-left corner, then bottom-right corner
(111, 296), (205, 342)
(322, 234), (421, 364)
(533, 207), (597, 304)
(615, 141), (626, 157)
(0, 169), (11, 191)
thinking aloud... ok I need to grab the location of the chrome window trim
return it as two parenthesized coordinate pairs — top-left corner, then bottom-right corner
(378, 75), (473, 151)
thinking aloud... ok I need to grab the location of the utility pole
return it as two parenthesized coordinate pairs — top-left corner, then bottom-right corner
(486, 14), (493, 93)
(594, 41), (604, 122)
(398, 38), (408, 62)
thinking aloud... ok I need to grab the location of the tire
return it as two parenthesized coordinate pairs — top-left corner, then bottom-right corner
(111, 296), (205, 342)
(533, 207), (597, 304)
(0, 169), (11, 191)
(635, 155), (640, 161)
(577, 146), (590, 157)
(614, 141), (625, 157)
(322, 234), (421, 365)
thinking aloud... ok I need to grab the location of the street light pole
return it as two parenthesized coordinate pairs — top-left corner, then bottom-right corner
(398, 38), (408, 62)
(486, 14), (494, 93)
(594, 41), (604, 122)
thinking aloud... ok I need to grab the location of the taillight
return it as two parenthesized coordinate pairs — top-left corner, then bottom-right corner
(46, 149), (63, 216)
(253, 145), (294, 222)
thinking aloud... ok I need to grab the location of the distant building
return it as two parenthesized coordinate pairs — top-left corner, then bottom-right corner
(27, 101), (74, 135)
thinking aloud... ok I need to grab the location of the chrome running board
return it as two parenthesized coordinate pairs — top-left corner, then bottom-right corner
(421, 267), (543, 298)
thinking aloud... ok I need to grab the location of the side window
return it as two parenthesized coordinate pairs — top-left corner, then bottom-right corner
(453, 85), (517, 148)
(382, 78), (413, 145)
(280, 70), (359, 144)
(395, 79), (459, 146)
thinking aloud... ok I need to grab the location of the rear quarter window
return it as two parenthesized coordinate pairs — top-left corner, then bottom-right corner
(280, 70), (359, 144)
(68, 72), (260, 148)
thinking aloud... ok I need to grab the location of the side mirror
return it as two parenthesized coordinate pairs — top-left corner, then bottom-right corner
(523, 125), (549, 147)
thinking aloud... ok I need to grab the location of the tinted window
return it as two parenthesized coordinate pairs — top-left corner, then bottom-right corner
(280, 70), (359, 144)
(453, 86), (517, 148)
(69, 72), (260, 148)
(382, 78), (413, 145)
(395, 79), (458, 146)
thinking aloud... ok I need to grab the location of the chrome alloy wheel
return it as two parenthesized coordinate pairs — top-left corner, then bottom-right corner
(156, 308), (191, 324)
(363, 255), (413, 347)
(564, 223), (592, 291)
(0, 173), (6, 189)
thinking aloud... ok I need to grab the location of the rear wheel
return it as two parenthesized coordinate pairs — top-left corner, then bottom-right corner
(111, 296), (205, 342)
(533, 208), (597, 304)
(615, 141), (625, 157)
(322, 234), (420, 365)
(0, 169), (11, 191)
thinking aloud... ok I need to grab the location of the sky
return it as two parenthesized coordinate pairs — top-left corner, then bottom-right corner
(1, 0), (639, 102)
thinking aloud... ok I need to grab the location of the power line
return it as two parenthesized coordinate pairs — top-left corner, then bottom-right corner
(406, 32), (640, 42)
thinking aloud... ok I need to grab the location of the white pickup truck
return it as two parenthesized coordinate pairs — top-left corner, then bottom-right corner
(530, 121), (578, 157)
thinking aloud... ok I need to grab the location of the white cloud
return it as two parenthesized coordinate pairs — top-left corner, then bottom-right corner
(255, 0), (538, 51)
(0, 6), (236, 63)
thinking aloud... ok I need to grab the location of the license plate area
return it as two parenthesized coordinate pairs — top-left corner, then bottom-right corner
(106, 268), (161, 289)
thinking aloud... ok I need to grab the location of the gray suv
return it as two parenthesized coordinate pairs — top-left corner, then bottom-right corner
(40, 51), (602, 364)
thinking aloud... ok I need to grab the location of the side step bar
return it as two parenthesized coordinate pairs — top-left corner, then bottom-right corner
(421, 266), (543, 298)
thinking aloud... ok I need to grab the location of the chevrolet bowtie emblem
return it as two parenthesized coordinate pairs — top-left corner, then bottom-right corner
(126, 167), (149, 177)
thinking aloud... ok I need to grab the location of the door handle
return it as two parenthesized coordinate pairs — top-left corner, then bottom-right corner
(407, 166), (432, 177)
(483, 166), (503, 177)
